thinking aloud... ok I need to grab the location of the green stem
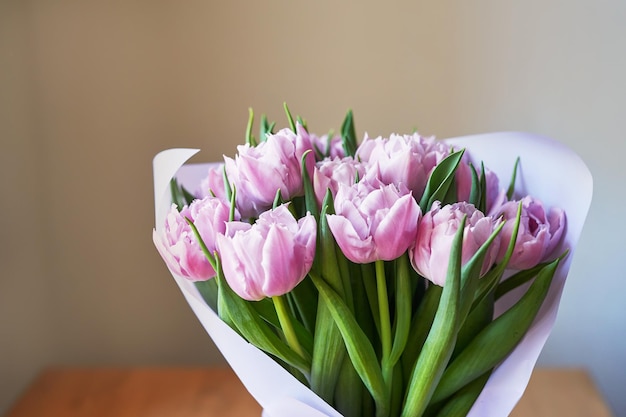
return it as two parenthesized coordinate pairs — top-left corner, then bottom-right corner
(273, 295), (306, 360)
(375, 260), (393, 389)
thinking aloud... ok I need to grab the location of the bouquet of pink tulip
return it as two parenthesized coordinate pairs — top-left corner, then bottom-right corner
(152, 105), (592, 417)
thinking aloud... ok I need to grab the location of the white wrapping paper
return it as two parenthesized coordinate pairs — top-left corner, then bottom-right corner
(153, 132), (592, 417)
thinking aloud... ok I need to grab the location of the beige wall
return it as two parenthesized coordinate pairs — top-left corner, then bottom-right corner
(1, 1), (625, 414)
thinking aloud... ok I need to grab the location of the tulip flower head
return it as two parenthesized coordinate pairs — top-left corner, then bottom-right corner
(313, 156), (367, 207)
(410, 201), (501, 286)
(327, 179), (421, 264)
(224, 125), (315, 219)
(495, 196), (566, 270)
(355, 133), (450, 200)
(153, 196), (233, 281)
(198, 164), (227, 201)
(216, 204), (317, 301)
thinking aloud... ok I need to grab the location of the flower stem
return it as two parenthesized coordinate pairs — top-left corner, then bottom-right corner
(273, 295), (306, 359)
(375, 260), (393, 389)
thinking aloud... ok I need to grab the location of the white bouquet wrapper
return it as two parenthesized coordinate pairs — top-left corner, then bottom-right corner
(153, 132), (592, 417)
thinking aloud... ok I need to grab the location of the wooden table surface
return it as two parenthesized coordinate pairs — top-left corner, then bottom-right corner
(5, 367), (613, 417)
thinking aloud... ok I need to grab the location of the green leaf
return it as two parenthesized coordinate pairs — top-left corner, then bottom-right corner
(260, 114), (274, 141)
(400, 217), (464, 417)
(341, 109), (358, 157)
(495, 250), (568, 300)
(300, 150), (319, 218)
(215, 265), (312, 378)
(430, 257), (561, 404)
(311, 272), (390, 417)
(284, 102), (296, 132)
(334, 358), (365, 417)
(472, 202), (523, 310)
(250, 296), (314, 358)
(310, 193), (348, 402)
(467, 164), (481, 207)
(194, 279), (218, 312)
(506, 157), (521, 200)
(400, 284), (441, 379)
(431, 371), (491, 417)
(170, 178), (196, 210)
(222, 165), (232, 203)
(388, 254), (412, 367)
(245, 107), (257, 146)
(419, 149), (465, 211)
(477, 163), (487, 213)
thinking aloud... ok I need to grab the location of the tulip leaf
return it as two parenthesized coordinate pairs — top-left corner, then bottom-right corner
(310, 192), (348, 401)
(400, 216), (463, 417)
(311, 271), (390, 417)
(283, 102), (297, 132)
(259, 114), (274, 141)
(400, 284), (441, 379)
(472, 202), (523, 310)
(300, 150), (319, 218)
(341, 109), (358, 157)
(289, 277), (318, 335)
(334, 357), (365, 417)
(361, 263), (382, 341)
(467, 163), (481, 207)
(194, 279), (219, 312)
(506, 157), (521, 200)
(245, 107), (257, 146)
(250, 296), (314, 357)
(457, 220), (504, 327)
(431, 371), (491, 417)
(430, 257), (560, 404)
(388, 254), (412, 368)
(297, 115), (308, 131)
(419, 149), (465, 211)
(495, 250), (568, 300)
(222, 165), (232, 203)
(215, 263), (312, 378)
(169, 178), (196, 210)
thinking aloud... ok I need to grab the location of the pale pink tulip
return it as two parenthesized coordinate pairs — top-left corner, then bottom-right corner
(355, 133), (450, 200)
(410, 202), (501, 286)
(216, 205), (317, 301)
(455, 160), (507, 214)
(198, 164), (227, 201)
(224, 124), (315, 218)
(326, 180), (421, 264)
(309, 131), (345, 160)
(153, 196), (233, 281)
(495, 196), (565, 269)
(313, 156), (367, 207)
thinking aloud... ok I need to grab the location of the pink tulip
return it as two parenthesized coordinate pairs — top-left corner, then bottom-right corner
(313, 156), (367, 207)
(410, 202), (501, 286)
(326, 180), (421, 264)
(198, 164), (227, 201)
(215, 205), (317, 301)
(224, 124), (315, 218)
(153, 196), (234, 281)
(355, 133), (450, 200)
(495, 196), (566, 269)
(309, 131), (345, 160)
(455, 160), (507, 215)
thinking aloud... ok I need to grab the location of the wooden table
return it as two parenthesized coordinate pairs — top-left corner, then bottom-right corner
(5, 367), (613, 417)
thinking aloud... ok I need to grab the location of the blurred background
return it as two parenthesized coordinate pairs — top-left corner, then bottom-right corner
(1, 1), (624, 415)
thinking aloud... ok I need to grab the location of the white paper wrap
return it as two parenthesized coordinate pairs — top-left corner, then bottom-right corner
(153, 132), (592, 417)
